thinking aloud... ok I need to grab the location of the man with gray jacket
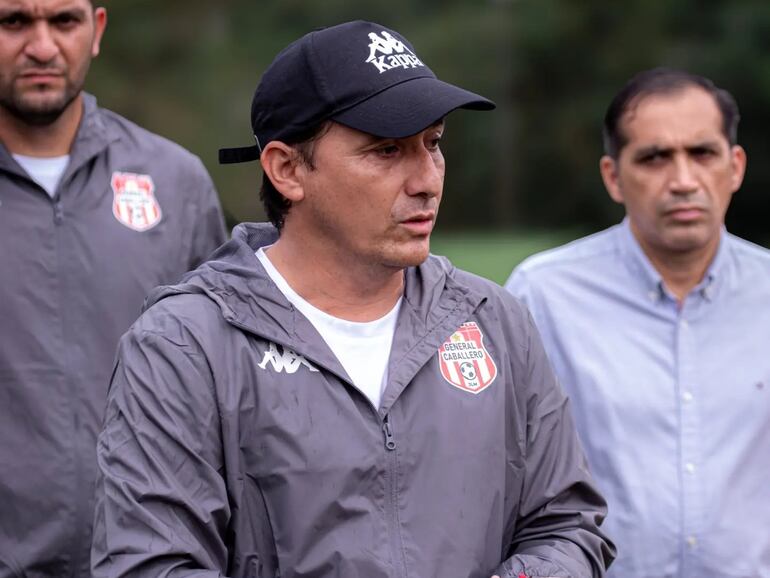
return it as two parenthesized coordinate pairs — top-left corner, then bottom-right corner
(0, 1), (226, 576)
(92, 21), (614, 578)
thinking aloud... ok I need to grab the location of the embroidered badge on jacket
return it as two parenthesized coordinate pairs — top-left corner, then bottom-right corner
(111, 171), (162, 232)
(438, 322), (497, 394)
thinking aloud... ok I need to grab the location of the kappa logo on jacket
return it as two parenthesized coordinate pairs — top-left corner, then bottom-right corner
(111, 171), (162, 232)
(438, 322), (497, 394)
(259, 342), (319, 375)
(365, 30), (424, 73)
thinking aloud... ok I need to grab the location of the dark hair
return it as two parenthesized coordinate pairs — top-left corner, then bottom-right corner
(260, 122), (332, 230)
(602, 67), (740, 159)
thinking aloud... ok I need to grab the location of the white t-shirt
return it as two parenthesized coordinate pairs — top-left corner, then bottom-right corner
(257, 248), (401, 409)
(13, 154), (70, 198)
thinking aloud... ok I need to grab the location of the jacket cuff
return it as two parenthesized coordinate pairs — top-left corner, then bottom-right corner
(495, 554), (572, 577)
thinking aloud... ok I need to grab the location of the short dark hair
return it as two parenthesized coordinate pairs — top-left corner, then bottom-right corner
(260, 122), (331, 230)
(602, 67), (740, 159)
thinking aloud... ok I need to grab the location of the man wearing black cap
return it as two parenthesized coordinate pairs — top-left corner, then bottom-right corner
(92, 21), (614, 578)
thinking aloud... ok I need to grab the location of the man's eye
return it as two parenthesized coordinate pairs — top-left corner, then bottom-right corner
(52, 13), (81, 28)
(376, 145), (399, 157)
(690, 147), (717, 160)
(638, 152), (668, 165)
(427, 136), (442, 150)
(0, 14), (30, 29)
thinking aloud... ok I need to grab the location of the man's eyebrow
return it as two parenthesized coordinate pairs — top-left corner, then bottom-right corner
(0, 8), (30, 19)
(686, 140), (721, 150)
(358, 132), (391, 145)
(49, 6), (88, 18)
(0, 6), (87, 20)
(359, 120), (446, 146)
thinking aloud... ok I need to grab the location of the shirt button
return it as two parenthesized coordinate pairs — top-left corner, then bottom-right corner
(686, 536), (698, 548)
(682, 391), (694, 403)
(685, 462), (696, 474)
(680, 319), (689, 328)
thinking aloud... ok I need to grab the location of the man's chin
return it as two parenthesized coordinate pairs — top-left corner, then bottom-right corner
(3, 93), (73, 126)
(383, 246), (431, 269)
(663, 228), (718, 254)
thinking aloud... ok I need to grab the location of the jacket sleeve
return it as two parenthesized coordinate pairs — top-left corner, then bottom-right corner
(91, 323), (231, 577)
(495, 309), (615, 578)
(185, 157), (228, 269)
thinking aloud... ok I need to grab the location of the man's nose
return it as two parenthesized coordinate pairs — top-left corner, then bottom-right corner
(670, 156), (699, 194)
(404, 145), (444, 198)
(25, 22), (60, 64)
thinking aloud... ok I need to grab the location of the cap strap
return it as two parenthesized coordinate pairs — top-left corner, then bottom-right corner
(218, 144), (261, 164)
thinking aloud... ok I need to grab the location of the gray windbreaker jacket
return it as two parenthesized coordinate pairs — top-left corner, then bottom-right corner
(0, 94), (226, 578)
(93, 223), (615, 578)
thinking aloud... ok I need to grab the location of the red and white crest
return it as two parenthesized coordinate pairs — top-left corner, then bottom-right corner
(438, 322), (497, 394)
(111, 172), (162, 232)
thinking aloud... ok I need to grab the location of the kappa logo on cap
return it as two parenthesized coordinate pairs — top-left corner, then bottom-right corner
(111, 171), (162, 232)
(365, 30), (424, 74)
(438, 322), (497, 395)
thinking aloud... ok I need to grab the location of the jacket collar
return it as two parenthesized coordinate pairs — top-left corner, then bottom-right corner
(0, 93), (120, 182)
(146, 221), (486, 411)
(159, 221), (481, 331)
(66, 93), (120, 178)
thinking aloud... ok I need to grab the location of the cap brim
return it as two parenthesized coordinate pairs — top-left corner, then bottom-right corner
(331, 77), (495, 138)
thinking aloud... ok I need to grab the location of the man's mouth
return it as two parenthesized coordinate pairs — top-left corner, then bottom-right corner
(665, 205), (705, 222)
(400, 212), (436, 235)
(18, 69), (64, 83)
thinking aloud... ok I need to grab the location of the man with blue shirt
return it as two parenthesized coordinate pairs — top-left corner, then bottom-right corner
(506, 68), (769, 578)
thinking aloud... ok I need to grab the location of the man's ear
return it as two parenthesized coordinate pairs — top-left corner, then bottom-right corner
(600, 155), (624, 205)
(729, 144), (747, 193)
(260, 142), (305, 202)
(91, 8), (108, 58)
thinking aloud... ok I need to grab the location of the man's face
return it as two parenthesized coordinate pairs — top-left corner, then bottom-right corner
(600, 86), (746, 261)
(293, 121), (445, 272)
(0, 0), (106, 125)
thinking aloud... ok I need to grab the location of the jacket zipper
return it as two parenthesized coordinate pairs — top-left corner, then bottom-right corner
(382, 414), (408, 576)
(382, 414), (396, 451)
(53, 200), (64, 225)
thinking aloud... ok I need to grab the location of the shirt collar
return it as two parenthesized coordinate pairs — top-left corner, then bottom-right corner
(699, 228), (730, 302)
(616, 217), (731, 304)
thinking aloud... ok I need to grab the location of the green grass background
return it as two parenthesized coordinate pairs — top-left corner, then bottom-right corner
(430, 229), (582, 285)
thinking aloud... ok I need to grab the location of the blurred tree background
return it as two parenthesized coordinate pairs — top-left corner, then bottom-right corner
(89, 0), (770, 260)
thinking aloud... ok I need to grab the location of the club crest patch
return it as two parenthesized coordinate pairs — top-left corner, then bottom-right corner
(438, 322), (497, 394)
(111, 172), (162, 232)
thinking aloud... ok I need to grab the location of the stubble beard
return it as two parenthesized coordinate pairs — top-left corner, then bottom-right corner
(0, 75), (82, 127)
(380, 236), (432, 269)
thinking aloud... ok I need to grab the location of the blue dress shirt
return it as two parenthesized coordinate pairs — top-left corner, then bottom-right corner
(505, 219), (770, 578)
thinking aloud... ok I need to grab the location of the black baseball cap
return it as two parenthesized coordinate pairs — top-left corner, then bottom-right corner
(219, 20), (495, 164)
